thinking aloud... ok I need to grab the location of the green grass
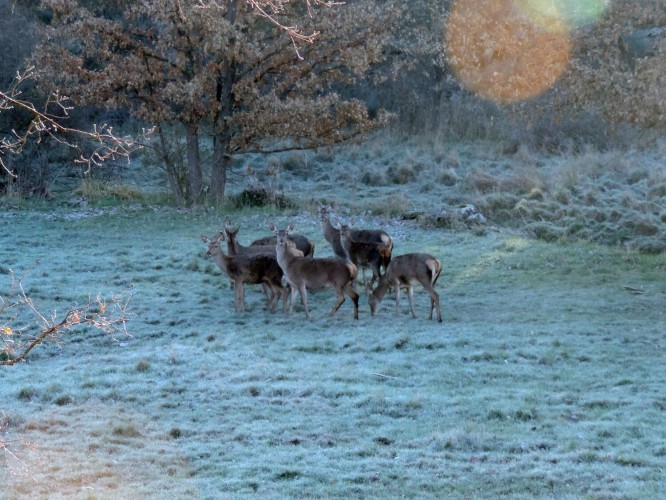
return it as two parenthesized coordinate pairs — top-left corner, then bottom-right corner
(1, 205), (664, 498)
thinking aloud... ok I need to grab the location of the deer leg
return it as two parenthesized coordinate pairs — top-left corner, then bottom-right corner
(345, 283), (359, 320)
(368, 262), (381, 290)
(298, 284), (310, 319)
(288, 285), (298, 315)
(235, 281), (245, 312)
(267, 280), (278, 313)
(429, 288), (442, 323)
(261, 283), (270, 303)
(280, 284), (289, 314)
(329, 288), (346, 317)
(394, 285), (401, 317)
(261, 278), (274, 312)
(407, 286), (417, 319)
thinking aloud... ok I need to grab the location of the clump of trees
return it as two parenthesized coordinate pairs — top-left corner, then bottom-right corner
(1, 0), (664, 203)
(33, 0), (402, 205)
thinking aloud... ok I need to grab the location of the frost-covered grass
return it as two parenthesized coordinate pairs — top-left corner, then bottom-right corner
(245, 136), (666, 253)
(1, 205), (664, 498)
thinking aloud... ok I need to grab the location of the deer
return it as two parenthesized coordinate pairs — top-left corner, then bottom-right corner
(368, 253), (443, 323)
(270, 223), (359, 320)
(318, 204), (392, 269)
(222, 218), (291, 302)
(201, 232), (288, 313)
(223, 218), (278, 256)
(223, 218), (314, 257)
(339, 223), (391, 290)
(250, 230), (315, 258)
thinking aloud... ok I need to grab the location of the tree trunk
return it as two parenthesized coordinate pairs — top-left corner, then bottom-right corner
(209, 0), (238, 206)
(184, 122), (203, 204)
(157, 126), (186, 204)
(211, 133), (229, 206)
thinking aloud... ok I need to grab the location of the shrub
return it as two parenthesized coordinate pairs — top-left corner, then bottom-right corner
(438, 168), (460, 186)
(500, 169), (544, 195)
(229, 187), (294, 209)
(528, 223), (564, 242)
(74, 180), (144, 201)
(465, 170), (499, 193)
(386, 164), (416, 184)
(360, 170), (386, 186)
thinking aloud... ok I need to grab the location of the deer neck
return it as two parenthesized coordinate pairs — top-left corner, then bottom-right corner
(321, 216), (339, 243)
(339, 235), (354, 263)
(275, 243), (297, 271)
(373, 275), (391, 301)
(210, 245), (230, 273)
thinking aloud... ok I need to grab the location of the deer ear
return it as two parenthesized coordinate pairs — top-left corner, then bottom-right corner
(286, 223), (294, 234)
(268, 222), (277, 232)
(201, 236), (209, 243)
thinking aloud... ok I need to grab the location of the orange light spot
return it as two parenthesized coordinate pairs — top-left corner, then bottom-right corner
(445, 0), (571, 103)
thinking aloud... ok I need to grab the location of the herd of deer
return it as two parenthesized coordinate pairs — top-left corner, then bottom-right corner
(201, 205), (443, 322)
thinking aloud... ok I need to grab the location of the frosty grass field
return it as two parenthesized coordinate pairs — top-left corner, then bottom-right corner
(0, 136), (665, 498)
(1, 202), (664, 499)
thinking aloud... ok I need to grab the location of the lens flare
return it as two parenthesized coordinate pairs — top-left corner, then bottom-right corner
(445, 0), (571, 103)
(513, 0), (611, 32)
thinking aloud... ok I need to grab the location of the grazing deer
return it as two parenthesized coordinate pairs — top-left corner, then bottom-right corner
(271, 223), (359, 320)
(318, 204), (392, 267)
(368, 253), (443, 322)
(339, 223), (391, 290)
(201, 232), (288, 313)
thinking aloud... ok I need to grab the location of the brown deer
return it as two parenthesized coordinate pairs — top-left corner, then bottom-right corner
(250, 231), (315, 257)
(339, 223), (391, 290)
(201, 232), (288, 313)
(318, 204), (392, 267)
(222, 218), (291, 302)
(223, 218), (279, 256)
(223, 218), (314, 257)
(271, 223), (359, 320)
(368, 253), (442, 322)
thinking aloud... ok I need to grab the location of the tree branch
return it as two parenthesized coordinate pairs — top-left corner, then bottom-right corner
(1, 264), (132, 366)
(0, 68), (153, 175)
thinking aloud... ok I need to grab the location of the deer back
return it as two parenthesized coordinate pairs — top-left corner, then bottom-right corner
(340, 225), (387, 266)
(350, 228), (393, 250)
(386, 253), (441, 288)
(251, 234), (313, 257)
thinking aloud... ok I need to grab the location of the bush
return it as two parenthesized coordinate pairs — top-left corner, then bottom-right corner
(386, 164), (416, 184)
(229, 187), (295, 209)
